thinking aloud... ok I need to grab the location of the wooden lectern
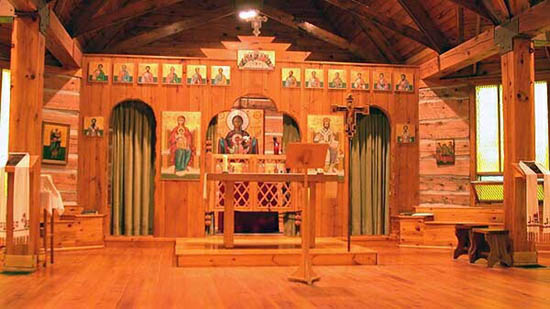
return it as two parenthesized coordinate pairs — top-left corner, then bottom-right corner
(285, 142), (328, 285)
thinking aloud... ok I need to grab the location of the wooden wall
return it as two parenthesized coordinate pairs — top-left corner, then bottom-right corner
(79, 52), (419, 237)
(42, 68), (81, 208)
(418, 85), (471, 207)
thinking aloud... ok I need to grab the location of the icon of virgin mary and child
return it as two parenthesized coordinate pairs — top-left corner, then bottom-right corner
(218, 110), (258, 154)
(169, 115), (195, 174)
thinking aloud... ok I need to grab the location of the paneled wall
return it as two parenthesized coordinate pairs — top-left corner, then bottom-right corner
(418, 85), (471, 207)
(79, 53), (419, 237)
(42, 68), (81, 207)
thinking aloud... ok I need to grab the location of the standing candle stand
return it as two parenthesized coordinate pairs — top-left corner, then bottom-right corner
(285, 142), (328, 285)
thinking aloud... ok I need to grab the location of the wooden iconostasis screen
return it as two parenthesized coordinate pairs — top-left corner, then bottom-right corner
(350, 108), (390, 235)
(110, 101), (157, 236)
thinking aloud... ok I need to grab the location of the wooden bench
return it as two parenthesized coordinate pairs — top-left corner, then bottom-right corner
(453, 224), (489, 259)
(470, 228), (512, 267)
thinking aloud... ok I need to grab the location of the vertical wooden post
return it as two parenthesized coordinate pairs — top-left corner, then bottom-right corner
(223, 181), (234, 248)
(8, 14), (45, 264)
(501, 37), (537, 264)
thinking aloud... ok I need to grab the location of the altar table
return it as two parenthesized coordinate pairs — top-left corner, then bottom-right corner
(206, 173), (341, 248)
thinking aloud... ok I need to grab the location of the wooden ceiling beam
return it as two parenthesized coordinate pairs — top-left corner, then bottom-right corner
(109, 5), (234, 52)
(397, 0), (451, 53)
(73, 0), (186, 37)
(354, 17), (402, 63)
(480, 0), (510, 24)
(7, 0), (44, 11)
(420, 0), (550, 80)
(7, 0), (81, 68)
(44, 7), (81, 68)
(444, 0), (499, 24)
(261, 5), (373, 61)
(68, 0), (112, 34)
(323, 0), (435, 50)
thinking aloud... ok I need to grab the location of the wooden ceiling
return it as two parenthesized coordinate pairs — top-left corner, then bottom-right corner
(1, 0), (549, 71)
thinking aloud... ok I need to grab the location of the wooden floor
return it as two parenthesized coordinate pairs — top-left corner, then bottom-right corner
(1, 241), (550, 308)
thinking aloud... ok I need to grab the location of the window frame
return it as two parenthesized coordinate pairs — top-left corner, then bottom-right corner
(472, 80), (550, 179)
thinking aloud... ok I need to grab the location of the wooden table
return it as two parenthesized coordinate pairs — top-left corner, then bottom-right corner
(206, 173), (341, 249)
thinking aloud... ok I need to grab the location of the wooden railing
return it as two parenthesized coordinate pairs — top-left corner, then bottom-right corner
(206, 154), (301, 212)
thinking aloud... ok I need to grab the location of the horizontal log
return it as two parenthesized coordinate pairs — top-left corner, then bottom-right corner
(419, 155), (470, 176)
(419, 192), (470, 206)
(44, 74), (81, 92)
(40, 169), (77, 191)
(419, 138), (470, 158)
(419, 175), (470, 192)
(419, 99), (469, 121)
(418, 118), (469, 139)
(43, 88), (80, 111)
(419, 86), (471, 101)
(43, 108), (79, 127)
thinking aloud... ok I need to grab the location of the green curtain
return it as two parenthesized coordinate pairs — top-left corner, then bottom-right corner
(111, 102), (156, 236)
(350, 109), (390, 235)
(282, 115), (301, 152)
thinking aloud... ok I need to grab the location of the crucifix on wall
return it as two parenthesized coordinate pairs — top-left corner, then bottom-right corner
(331, 94), (369, 138)
(331, 94), (369, 252)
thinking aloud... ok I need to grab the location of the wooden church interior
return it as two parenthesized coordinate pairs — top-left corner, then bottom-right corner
(1, 0), (550, 306)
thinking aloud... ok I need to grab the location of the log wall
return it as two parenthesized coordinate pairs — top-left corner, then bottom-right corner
(418, 85), (472, 207)
(42, 68), (81, 208)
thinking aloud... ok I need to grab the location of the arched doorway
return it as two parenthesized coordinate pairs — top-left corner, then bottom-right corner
(205, 96), (301, 234)
(350, 108), (390, 235)
(110, 101), (156, 236)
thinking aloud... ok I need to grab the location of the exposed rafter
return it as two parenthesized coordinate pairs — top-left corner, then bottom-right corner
(73, 0), (186, 37)
(444, 0), (499, 24)
(323, 0), (436, 50)
(397, 0), (451, 53)
(481, 0), (510, 24)
(261, 5), (373, 61)
(420, 0), (550, 80)
(68, 0), (112, 35)
(7, 0), (44, 11)
(109, 6), (234, 52)
(354, 17), (402, 63)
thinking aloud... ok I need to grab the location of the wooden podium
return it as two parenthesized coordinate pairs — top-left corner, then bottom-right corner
(285, 143), (328, 285)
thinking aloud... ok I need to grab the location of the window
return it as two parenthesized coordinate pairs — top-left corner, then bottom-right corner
(476, 82), (549, 175)
(0, 69), (10, 163)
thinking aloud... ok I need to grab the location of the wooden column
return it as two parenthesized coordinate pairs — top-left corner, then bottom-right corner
(8, 15), (45, 258)
(501, 37), (536, 264)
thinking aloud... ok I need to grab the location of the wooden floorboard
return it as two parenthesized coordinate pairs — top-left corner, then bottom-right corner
(1, 241), (550, 308)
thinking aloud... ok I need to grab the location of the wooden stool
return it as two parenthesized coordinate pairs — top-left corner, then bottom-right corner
(453, 224), (488, 259)
(470, 228), (512, 267)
